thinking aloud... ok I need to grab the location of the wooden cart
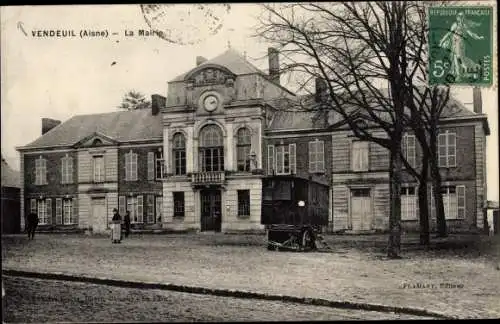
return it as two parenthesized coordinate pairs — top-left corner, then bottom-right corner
(261, 176), (329, 252)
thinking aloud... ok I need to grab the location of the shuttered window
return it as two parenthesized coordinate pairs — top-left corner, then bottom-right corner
(61, 155), (73, 184)
(147, 152), (155, 181)
(56, 198), (63, 225)
(431, 185), (466, 220)
(267, 145), (275, 175)
(35, 156), (47, 185)
(352, 141), (369, 171)
(147, 195), (155, 224)
(309, 140), (325, 173)
(118, 196), (126, 217)
(438, 131), (456, 168)
(275, 144), (296, 175)
(63, 199), (73, 224)
(93, 156), (105, 183)
(402, 134), (416, 168)
(125, 151), (138, 181)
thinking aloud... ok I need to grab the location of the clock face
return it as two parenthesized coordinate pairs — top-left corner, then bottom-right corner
(203, 95), (219, 112)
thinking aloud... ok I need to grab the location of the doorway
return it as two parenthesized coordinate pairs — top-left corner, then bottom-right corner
(200, 190), (221, 232)
(91, 198), (107, 233)
(350, 188), (372, 231)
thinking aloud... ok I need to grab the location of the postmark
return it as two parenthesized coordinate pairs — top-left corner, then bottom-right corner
(428, 6), (493, 87)
(140, 4), (231, 46)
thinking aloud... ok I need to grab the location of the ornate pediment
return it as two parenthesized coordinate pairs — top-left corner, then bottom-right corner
(73, 132), (117, 148)
(187, 66), (235, 87)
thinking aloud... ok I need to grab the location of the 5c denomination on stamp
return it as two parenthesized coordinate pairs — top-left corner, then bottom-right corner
(428, 6), (493, 87)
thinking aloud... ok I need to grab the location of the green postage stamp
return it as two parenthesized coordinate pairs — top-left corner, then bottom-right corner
(428, 6), (493, 86)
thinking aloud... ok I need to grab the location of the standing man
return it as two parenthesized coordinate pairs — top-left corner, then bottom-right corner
(26, 212), (39, 240)
(124, 210), (131, 238)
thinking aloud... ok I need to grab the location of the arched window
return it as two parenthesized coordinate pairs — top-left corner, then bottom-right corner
(92, 139), (102, 146)
(199, 125), (224, 172)
(173, 133), (186, 175)
(236, 128), (251, 172)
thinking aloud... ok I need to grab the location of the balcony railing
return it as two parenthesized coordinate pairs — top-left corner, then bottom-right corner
(191, 171), (225, 185)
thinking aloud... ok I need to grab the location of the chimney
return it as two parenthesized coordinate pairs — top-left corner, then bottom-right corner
(41, 118), (61, 135)
(268, 47), (280, 84)
(315, 77), (327, 103)
(151, 94), (166, 116)
(196, 56), (208, 66)
(473, 87), (482, 114)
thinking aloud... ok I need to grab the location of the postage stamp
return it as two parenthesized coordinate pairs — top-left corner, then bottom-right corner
(428, 6), (493, 86)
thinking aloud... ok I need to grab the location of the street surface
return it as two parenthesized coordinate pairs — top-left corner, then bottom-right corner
(3, 276), (429, 322)
(2, 233), (500, 319)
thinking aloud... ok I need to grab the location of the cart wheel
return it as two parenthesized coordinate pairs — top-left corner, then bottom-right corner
(302, 229), (314, 250)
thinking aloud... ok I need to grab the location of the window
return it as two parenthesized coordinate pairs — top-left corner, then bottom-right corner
(438, 131), (456, 168)
(61, 155), (73, 184)
(267, 145), (275, 175)
(155, 196), (163, 223)
(173, 192), (185, 217)
(63, 199), (73, 224)
(36, 198), (51, 225)
(125, 151), (138, 181)
(35, 156), (47, 185)
(273, 144), (296, 175)
(309, 140), (325, 173)
(93, 156), (105, 183)
(431, 185), (466, 220)
(126, 195), (144, 223)
(402, 134), (416, 168)
(147, 195), (155, 224)
(351, 141), (369, 171)
(401, 187), (418, 220)
(173, 133), (186, 175)
(199, 125), (224, 172)
(237, 128), (251, 172)
(237, 190), (250, 217)
(156, 151), (166, 179)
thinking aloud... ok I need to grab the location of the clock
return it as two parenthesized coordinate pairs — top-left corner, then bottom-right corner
(203, 95), (219, 112)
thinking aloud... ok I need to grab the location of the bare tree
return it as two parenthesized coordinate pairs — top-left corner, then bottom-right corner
(118, 90), (151, 110)
(256, 1), (456, 255)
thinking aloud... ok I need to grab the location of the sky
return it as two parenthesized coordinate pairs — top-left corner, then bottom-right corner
(1, 4), (498, 201)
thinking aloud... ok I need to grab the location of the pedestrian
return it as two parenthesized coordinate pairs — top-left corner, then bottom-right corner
(26, 212), (39, 240)
(111, 208), (122, 244)
(124, 210), (131, 238)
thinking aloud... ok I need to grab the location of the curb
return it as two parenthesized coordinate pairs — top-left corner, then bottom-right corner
(2, 269), (454, 320)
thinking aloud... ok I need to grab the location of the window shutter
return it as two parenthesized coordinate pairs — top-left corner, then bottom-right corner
(68, 157), (73, 183)
(119, 196), (126, 216)
(30, 199), (37, 214)
(124, 153), (130, 181)
(289, 143), (296, 174)
(72, 198), (78, 224)
(267, 145), (275, 175)
(46, 198), (52, 225)
(147, 195), (154, 223)
(56, 198), (63, 225)
(352, 142), (359, 171)
(35, 159), (40, 185)
(430, 184), (435, 219)
(448, 133), (456, 167)
(61, 158), (65, 184)
(147, 152), (155, 180)
(137, 195), (144, 223)
(155, 196), (163, 222)
(134, 153), (138, 181)
(42, 158), (47, 184)
(457, 185), (466, 219)
(415, 186), (419, 221)
(308, 141), (315, 172)
(407, 135), (416, 167)
(318, 141), (325, 172)
(438, 134), (447, 167)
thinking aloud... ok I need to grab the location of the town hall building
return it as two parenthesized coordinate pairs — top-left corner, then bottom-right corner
(16, 48), (490, 234)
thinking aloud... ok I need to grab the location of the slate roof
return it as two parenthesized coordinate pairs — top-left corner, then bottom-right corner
(268, 90), (485, 131)
(171, 48), (267, 82)
(20, 109), (163, 150)
(1, 155), (20, 188)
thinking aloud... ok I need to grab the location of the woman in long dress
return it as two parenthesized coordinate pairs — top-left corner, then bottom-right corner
(439, 12), (484, 82)
(111, 208), (122, 244)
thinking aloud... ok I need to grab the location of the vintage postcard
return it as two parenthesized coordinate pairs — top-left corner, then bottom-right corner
(1, 2), (499, 322)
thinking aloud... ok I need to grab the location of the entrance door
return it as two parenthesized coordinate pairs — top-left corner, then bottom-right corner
(91, 198), (107, 233)
(350, 188), (372, 231)
(200, 190), (221, 232)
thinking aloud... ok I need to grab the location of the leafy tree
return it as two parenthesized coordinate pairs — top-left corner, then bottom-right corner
(118, 90), (151, 110)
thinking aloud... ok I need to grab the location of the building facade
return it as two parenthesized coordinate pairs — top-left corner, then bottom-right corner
(16, 48), (490, 234)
